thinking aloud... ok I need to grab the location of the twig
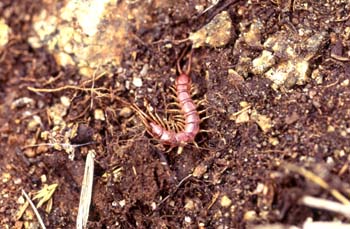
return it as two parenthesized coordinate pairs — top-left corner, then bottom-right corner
(253, 222), (350, 229)
(21, 189), (47, 229)
(331, 54), (350, 62)
(21, 142), (95, 150)
(76, 150), (95, 229)
(300, 195), (350, 218)
(90, 67), (106, 109)
(27, 85), (108, 94)
(303, 221), (350, 229)
(252, 224), (299, 229)
(207, 192), (220, 210)
(157, 174), (193, 208)
(283, 163), (350, 205)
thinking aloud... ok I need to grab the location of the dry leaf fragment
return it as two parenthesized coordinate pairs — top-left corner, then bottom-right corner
(33, 183), (58, 210)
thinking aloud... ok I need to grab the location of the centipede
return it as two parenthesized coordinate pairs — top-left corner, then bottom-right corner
(132, 49), (204, 153)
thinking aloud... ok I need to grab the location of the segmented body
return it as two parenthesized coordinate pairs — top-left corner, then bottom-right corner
(148, 73), (200, 146)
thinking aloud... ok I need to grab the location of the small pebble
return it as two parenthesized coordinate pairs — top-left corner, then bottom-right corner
(234, 109), (250, 124)
(269, 137), (279, 146)
(184, 216), (192, 223)
(37, 144), (49, 154)
(54, 52), (75, 67)
(151, 202), (157, 210)
(11, 97), (35, 109)
(17, 196), (25, 204)
(327, 125), (335, 133)
(27, 115), (42, 132)
(192, 164), (207, 178)
(14, 178), (22, 185)
(60, 96), (71, 107)
(251, 110), (272, 133)
(189, 11), (232, 48)
(40, 175), (47, 183)
(132, 77), (143, 87)
(243, 210), (257, 221)
(341, 79), (349, 86)
(2, 173), (11, 183)
(0, 19), (10, 47)
(184, 199), (195, 210)
(119, 107), (133, 118)
(24, 148), (36, 158)
(140, 64), (148, 77)
(94, 109), (105, 121)
(119, 199), (126, 207)
(220, 195), (232, 208)
(252, 50), (275, 75)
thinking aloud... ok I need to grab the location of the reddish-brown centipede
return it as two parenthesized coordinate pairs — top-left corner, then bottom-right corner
(132, 49), (202, 151)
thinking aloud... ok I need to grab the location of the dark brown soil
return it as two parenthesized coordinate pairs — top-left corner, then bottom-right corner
(1, 0), (350, 228)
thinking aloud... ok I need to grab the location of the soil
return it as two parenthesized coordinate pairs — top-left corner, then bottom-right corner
(1, 0), (350, 228)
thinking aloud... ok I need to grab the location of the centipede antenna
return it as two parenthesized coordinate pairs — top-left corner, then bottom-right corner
(146, 103), (166, 128)
(185, 48), (193, 76)
(131, 104), (152, 129)
(192, 141), (199, 149)
(176, 46), (191, 74)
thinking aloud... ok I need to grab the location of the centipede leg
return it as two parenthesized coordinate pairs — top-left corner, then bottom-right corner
(166, 102), (181, 111)
(167, 101), (180, 107)
(195, 99), (207, 107)
(169, 94), (178, 101)
(155, 110), (169, 130)
(190, 85), (199, 96)
(166, 146), (174, 153)
(175, 121), (185, 131)
(200, 114), (213, 122)
(167, 109), (183, 114)
(198, 108), (209, 115)
(194, 95), (208, 106)
(199, 129), (221, 136)
(173, 118), (185, 124)
(169, 86), (177, 95)
(172, 122), (181, 133)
